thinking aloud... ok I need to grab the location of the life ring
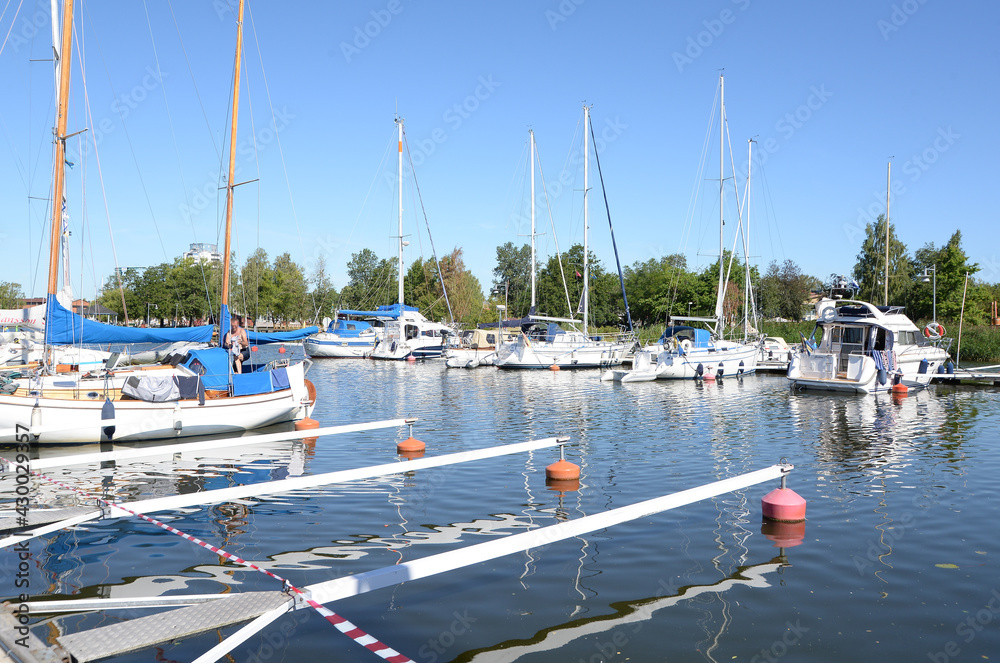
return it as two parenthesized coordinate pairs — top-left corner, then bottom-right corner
(304, 379), (317, 405)
(679, 339), (692, 354)
(923, 322), (945, 339)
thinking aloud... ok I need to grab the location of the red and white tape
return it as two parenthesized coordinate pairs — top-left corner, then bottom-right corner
(20, 465), (413, 663)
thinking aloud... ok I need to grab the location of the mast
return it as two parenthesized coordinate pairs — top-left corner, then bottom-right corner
(582, 105), (590, 334)
(219, 0), (245, 333)
(46, 0), (74, 300)
(713, 73), (726, 333)
(530, 129), (536, 311)
(743, 138), (752, 334)
(884, 160), (890, 306)
(396, 116), (405, 306)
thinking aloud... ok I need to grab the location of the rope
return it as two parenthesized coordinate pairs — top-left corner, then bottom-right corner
(10, 462), (414, 663)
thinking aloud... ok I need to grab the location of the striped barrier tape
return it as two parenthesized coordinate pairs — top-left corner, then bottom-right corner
(12, 462), (413, 663)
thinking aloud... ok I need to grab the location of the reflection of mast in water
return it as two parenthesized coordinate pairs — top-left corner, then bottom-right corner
(456, 554), (792, 663)
(519, 451), (538, 588)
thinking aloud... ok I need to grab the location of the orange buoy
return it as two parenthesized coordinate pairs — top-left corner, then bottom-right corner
(761, 520), (806, 548)
(546, 445), (579, 481)
(407, 355), (416, 363)
(294, 417), (320, 445)
(279, 345), (287, 354)
(251, 345), (258, 352)
(397, 422), (425, 454)
(891, 382), (908, 394)
(703, 372), (716, 382)
(294, 417), (319, 431)
(546, 478), (580, 492)
(550, 363), (561, 371)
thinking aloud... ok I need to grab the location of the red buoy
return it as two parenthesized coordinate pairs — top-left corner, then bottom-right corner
(762, 486), (806, 522)
(250, 345), (258, 352)
(546, 478), (580, 492)
(279, 346), (287, 354)
(761, 520), (806, 548)
(703, 372), (716, 382)
(407, 355), (416, 363)
(550, 364), (561, 371)
(891, 382), (908, 394)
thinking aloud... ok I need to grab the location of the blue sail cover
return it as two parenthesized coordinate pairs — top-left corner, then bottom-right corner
(44, 294), (214, 345)
(247, 327), (319, 344)
(336, 304), (418, 319)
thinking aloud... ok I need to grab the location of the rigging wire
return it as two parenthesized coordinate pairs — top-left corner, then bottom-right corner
(402, 128), (453, 323)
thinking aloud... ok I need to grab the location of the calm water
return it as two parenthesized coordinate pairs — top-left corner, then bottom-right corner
(2, 355), (999, 662)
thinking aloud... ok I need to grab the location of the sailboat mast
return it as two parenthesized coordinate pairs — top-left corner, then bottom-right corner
(220, 0), (245, 322)
(714, 73), (726, 334)
(582, 105), (590, 334)
(884, 160), (890, 306)
(397, 116), (405, 306)
(46, 0), (74, 297)
(744, 138), (752, 333)
(530, 129), (536, 310)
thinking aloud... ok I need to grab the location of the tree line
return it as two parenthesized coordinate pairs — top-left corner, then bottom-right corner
(4, 217), (998, 330)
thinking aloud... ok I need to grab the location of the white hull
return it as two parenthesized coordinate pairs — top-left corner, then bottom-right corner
(0, 363), (313, 444)
(786, 298), (951, 394)
(651, 342), (760, 380)
(1, 340), (112, 370)
(371, 337), (445, 360)
(445, 347), (497, 368)
(495, 333), (631, 369)
(303, 332), (377, 358)
(601, 348), (658, 382)
(787, 348), (947, 394)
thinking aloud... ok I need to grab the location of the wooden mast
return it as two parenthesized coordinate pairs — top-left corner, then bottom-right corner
(46, 0), (74, 297)
(220, 0), (245, 324)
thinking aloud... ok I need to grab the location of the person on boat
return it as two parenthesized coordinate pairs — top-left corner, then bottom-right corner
(224, 315), (250, 374)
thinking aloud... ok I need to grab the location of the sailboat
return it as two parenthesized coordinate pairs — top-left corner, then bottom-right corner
(612, 74), (761, 382)
(494, 108), (635, 369)
(0, 0), (315, 444)
(367, 116), (453, 360)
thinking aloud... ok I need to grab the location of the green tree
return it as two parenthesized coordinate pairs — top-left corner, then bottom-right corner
(758, 259), (815, 321)
(340, 248), (397, 310)
(623, 253), (697, 325)
(271, 252), (308, 324)
(536, 244), (623, 328)
(307, 255), (338, 323)
(0, 281), (25, 309)
(236, 248), (275, 323)
(852, 214), (912, 305)
(910, 230), (980, 323)
(491, 242), (532, 318)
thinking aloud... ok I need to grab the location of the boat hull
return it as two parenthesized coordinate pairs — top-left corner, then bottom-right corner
(0, 363), (313, 444)
(652, 343), (760, 380)
(495, 336), (630, 369)
(303, 333), (376, 358)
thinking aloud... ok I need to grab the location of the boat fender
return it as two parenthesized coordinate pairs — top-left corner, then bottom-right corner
(918, 358), (929, 374)
(695, 363), (704, 378)
(877, 368), (887, 386)
(923, 322), (945, 339)
(716, 363), (725, 379)
(390, 341), (397, 354)
(102, 398), (116, 442)
(738, 360), (745, 376)
(946, 360), (954, 375)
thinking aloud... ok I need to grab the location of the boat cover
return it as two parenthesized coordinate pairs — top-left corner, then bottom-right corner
(182, 347), (293, 396)
(45, 294), (214, 345)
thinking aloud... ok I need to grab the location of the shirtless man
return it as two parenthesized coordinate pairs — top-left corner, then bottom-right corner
(224, 315), (250, 373)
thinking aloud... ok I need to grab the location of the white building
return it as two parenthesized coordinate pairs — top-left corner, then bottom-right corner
(183, 243), (222, 265)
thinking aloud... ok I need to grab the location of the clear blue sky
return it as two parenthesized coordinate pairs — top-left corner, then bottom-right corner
(1, 0), (997, 305)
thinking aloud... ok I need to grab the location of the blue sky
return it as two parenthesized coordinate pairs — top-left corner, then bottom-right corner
(1, 0), (997, 305)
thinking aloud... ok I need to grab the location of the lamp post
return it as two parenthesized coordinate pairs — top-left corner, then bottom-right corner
(921, 265), (936, 322)
(145, 302), (157, 327)
(688, 302), (693, 316)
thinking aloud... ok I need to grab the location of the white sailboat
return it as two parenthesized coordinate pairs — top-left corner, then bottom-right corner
(369, 116), (453, 360)
(494, 108), (635, 369)
(610, 74), (761, 382)
(0, 0), (315, 444)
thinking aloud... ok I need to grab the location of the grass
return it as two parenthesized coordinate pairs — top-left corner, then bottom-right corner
(954, 326), (1000, 363)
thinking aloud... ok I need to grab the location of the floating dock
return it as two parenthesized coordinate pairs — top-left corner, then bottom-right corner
(931, 365), (1000, 387)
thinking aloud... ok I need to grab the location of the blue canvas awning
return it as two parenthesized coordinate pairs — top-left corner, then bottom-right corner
(45, 294), (213, 345)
